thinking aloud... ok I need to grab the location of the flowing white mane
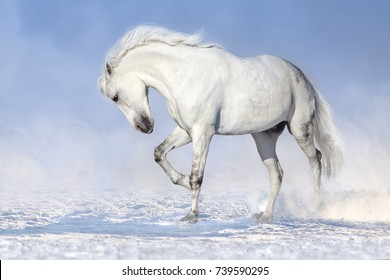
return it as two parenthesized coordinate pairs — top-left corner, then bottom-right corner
(104, 25), (220, 69)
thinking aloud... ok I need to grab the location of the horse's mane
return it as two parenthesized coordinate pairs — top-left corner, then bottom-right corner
(104, 25), (220, 68)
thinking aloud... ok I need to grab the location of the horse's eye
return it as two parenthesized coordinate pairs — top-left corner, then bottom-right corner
(112, 94), (119, 103)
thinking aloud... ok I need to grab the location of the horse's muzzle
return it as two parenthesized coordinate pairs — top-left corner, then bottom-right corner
(135, 115), (154, 134)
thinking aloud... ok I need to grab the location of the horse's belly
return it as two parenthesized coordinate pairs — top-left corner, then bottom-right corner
(216, 92), (292, 135)
(216, 114), (285, 135)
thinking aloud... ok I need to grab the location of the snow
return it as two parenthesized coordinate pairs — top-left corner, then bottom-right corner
(1, 185), (389, 259)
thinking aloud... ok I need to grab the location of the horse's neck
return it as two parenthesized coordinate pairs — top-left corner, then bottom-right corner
(122, 45), (193, 100)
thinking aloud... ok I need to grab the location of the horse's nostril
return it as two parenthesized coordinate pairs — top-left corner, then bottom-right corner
(135, 122), (153, 134)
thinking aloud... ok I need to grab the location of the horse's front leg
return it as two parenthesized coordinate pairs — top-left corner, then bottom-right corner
(181, 129), (213, 223)
(154, 126), (192, 189)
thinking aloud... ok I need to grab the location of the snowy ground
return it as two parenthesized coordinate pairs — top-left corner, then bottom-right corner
(1, 185), (389, 259)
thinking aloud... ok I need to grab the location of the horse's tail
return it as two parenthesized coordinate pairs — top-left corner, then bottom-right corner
(313, 89), (344, 178)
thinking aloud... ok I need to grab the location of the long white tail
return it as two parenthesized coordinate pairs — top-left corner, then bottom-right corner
(313, 90), (344, 178)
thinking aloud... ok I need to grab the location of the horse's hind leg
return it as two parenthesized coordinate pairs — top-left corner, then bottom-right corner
(251, 122), (286, 224)
(289, 117), (322, 201)
(154, 126), (192, 190)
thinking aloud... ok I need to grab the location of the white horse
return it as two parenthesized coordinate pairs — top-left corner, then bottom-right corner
(99, 25), (343, 223)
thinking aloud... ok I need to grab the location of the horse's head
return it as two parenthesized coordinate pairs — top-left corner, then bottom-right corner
(99, 63), (154, 134)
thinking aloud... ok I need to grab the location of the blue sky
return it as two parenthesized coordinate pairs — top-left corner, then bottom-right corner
(0, 0), (389, 191)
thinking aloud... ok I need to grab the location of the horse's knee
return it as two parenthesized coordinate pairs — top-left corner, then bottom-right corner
(154, 145), (164, 163)
(190, 172), (203, 190)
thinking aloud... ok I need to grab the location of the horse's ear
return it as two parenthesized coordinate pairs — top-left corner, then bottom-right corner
(106, 63), (113, 76)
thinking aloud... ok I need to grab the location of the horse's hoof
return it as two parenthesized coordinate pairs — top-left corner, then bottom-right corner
(254, 212), (272, 224)
(180, 211), (199, 223)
